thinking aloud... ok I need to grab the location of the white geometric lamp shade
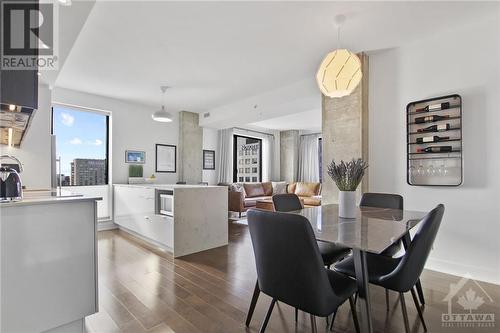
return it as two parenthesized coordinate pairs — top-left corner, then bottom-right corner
(316, 49), (362, 98)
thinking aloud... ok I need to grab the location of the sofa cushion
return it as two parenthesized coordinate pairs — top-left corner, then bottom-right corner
(272, 181), (287, 195)
(301, 196), (321, 206)
(287, 182), (296, 194)
(262, 182), (273, 196)
(295, 182), (321, 197)
(244, 183), (265, 198)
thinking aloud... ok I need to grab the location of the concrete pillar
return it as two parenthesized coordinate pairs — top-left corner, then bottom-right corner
(280, 130), (299, 183)
(321, 53), (369, 205)
(178, 111), (202, 183)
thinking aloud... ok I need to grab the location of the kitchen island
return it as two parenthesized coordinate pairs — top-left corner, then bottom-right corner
(0, 191), (100, 333)
(113, 184), (228, 257)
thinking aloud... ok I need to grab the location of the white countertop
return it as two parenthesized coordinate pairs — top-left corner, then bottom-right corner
(0, 190), (102, 207)
(113, 183), (223, 189)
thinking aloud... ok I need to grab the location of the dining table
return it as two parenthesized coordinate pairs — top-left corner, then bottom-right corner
(245, 203), (428, 333)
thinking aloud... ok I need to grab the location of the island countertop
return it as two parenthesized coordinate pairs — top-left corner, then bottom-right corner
(113, 183), (223, 190)
(0, 189), (102, 207)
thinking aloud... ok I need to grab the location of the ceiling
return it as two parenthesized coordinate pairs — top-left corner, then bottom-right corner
(250, 109), (322, 132)
(54, 1), (496, 128)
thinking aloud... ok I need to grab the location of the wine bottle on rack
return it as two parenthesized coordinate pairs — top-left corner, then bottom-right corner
(414, 115), (450, 124)
(417, 123), (450, 133)
(416, 146), (453, 153)
(415, 102), (450, 113)
(416, 136), (450, 143)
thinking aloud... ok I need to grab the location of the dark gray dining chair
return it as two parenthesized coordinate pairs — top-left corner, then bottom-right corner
(335, 204), (445, 333)
(247, 209), (359, 333)
(273, 193), (351, 268)
(272, 193), (352, 325)
(360, 192), (426, 308)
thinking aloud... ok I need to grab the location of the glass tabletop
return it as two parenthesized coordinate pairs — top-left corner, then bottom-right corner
(289, 204), (428, 254)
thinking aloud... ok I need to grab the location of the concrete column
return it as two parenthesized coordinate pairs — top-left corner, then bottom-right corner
(178, 111), (202, 183)
(321, 53), (369, 205)
(280, 130), (299, 183)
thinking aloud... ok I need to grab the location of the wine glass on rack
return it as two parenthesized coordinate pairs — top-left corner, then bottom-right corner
(417, 161), (424, 176)
(426, 163), (435, 176)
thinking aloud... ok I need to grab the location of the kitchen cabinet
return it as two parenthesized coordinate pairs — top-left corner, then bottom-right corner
(113, 184), (228, 257)
(0, 195), (99, 333)
(0, 69), (38, 110)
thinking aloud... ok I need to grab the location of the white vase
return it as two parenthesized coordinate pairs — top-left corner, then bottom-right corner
(338, 191), (357, 219)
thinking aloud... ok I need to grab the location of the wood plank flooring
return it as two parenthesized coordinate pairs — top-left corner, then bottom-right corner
(85, 222), (500, 333)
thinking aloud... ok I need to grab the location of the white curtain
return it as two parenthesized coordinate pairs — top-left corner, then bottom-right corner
(262, 135), (275, 182)
(217, 128), (233, 183)
(298, 134), (321, 182)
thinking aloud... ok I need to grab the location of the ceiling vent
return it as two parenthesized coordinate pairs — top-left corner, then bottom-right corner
(203, 112), (210, 118)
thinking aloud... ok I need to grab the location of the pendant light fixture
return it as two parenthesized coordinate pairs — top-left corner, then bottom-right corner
(152, 86), (173, 122)
(316, 15), (362, 98)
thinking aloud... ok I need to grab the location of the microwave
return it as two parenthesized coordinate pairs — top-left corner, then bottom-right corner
(155, 189), (173, 216)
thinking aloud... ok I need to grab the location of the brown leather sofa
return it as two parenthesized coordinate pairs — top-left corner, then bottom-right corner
(227, 181), (321, 216)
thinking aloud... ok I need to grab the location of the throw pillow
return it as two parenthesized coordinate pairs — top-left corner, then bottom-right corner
(272, 181), (287, 195)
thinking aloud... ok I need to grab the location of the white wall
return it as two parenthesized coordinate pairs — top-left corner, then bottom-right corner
(52, 88), (179, 185)
(0, 85), (52, 190)
(369, 16), (500, 284)
(202, 128), (218, 185)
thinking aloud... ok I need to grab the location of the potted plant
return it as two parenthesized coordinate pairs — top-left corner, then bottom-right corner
(327, 158), (368, 218)
(128, 165), (144, 184)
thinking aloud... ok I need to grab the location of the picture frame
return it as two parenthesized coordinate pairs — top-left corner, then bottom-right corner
(203, 150), (215, 170)
(155, 144), (176, 173)
(125, 150), (145, 164)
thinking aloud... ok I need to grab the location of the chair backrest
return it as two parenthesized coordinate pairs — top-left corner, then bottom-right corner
(247, 209), (339, 316)
(360, 192), (404, 210)
(272, 193), (303, 212)
(381, 204), (445, 292)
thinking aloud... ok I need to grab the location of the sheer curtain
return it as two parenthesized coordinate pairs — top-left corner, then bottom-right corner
(262, 135), (275, 182)
(217, 128), (233, 183)
(298, 134), (321, 182)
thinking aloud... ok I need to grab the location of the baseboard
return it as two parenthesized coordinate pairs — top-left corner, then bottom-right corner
(97, 220), (118, 231)
(116, 226), (173, 254)
(426, 257), (500, 285)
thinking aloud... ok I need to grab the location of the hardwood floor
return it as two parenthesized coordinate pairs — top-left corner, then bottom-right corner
(86, 222), (500, 333)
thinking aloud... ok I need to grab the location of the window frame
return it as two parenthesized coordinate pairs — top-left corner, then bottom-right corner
(232, 134), (262, 183)
(51, 104), (111, 187)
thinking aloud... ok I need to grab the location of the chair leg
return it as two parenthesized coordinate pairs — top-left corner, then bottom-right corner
(328, 311), (336, 331)
(295, 308), (298, 322)
(415, 279), (426, 305)
(411, 287), (428, 331)
(245, 281), (260, 327)
(385, 289), (390, 312)
(399, 292), (410, 333)
(354, 292), (358, 304)
(259, 299), (276, 333)
(310, 314), (317, 333)
(349, 296), (360, 333)
(239, 212), (241, 218)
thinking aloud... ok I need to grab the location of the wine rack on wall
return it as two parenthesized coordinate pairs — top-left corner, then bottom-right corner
(407, 94), (463, 186)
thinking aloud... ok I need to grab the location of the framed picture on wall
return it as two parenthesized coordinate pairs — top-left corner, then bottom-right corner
(125, 150), (145, 164)
(156, 144), (176, 173)
(203, 150), (215, 170)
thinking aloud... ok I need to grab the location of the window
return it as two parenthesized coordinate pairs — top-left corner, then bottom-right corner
(52, 106), (109, 186)
(233, 135), (262, 182)
(239, 177), (244, 182)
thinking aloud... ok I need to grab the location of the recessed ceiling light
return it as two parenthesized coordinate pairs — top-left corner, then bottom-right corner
(58, 0), (72, 6)
(37, 72), (41, 76)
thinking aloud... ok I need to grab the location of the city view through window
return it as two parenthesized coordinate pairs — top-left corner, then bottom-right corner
(52, 106), (108, 186)
(233, 135), (262, 182)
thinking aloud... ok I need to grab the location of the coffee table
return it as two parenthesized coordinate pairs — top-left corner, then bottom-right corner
(255, 197), (305, 211)
(255, 198), (274, 211)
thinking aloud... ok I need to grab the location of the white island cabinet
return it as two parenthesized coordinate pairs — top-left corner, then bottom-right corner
(0, 194), (100, 333)
(113, 184), (228, 257)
